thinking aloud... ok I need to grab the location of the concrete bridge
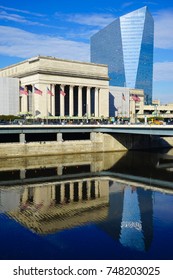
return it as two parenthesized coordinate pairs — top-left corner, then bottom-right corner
(0, 123), (173, 136)
(0, 124), (173, 157)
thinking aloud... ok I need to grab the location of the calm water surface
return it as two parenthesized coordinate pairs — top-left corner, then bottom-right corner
(0, 149), (173, 260)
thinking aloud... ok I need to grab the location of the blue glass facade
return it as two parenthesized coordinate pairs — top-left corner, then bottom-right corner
(90, 7), (154, 104)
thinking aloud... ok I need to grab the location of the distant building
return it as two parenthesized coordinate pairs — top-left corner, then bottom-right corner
(0, 77), (19, 115)
(109, 86), (144, 123)
(91, 6), (154, 105)
(0, 56), (109, 118)
(142, 103), (173, 119)
(110, 87), (173, 122)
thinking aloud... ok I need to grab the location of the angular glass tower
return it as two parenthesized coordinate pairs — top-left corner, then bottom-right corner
(91, 6), (154, 104)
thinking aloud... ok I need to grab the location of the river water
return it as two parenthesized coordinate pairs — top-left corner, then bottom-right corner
(0, 149), (173, 260)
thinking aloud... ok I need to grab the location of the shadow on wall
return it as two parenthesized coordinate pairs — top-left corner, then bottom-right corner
(109, 133), (173, 150)
(109, 92), (117, 117)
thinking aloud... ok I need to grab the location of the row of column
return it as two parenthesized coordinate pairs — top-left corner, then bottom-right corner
(20, 84), (100, 118)
(55, 181), (100, 203)
(21, 180), (103, 206)
(52, 84), (99, 117)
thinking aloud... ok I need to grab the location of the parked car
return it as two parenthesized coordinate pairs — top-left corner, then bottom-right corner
(0, 120), (9, 125)
(149, 119), (163, 125)
(166, 120), (173, 125)
(12, 119), (26, 124)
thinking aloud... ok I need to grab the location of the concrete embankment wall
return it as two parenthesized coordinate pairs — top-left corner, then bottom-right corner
(0, 151), (126, 172)
(0, 132), (172, 158)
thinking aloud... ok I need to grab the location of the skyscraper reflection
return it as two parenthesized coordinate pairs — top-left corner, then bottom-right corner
(1, 149), (173, 259)
(98, 181), (153, 252)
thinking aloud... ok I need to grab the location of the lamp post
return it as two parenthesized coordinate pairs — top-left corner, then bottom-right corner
(156, 105), (158, 117)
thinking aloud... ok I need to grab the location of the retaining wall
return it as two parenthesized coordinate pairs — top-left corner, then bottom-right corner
(0, 132), (172, 158)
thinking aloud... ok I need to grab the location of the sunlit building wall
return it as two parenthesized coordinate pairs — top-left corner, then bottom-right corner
(0, 56), (109, 118)
(91, 6), (154, 104)
(0, 77), (19, 115)
(109, 86), (144, 123)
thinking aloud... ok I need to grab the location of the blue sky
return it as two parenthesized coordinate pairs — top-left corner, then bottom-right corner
(0, 0), (173, 104)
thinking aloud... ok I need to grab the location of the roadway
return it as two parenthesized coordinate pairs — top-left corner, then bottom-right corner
(0, 124), (173, 136)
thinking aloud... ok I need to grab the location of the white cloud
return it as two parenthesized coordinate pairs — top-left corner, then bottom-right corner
(0, 5), (44, 17)
(0, 26), (90, 62)
(55, 9), (173, 50)
(65, 28), (100, 40)
(121, 2), (134, 9)
(55, 12), (115, 27)
(154, 62), (173, 81)
(0, 11), (35, 24)
(154, 10), (173, 49)
(0, 10), (53, 27)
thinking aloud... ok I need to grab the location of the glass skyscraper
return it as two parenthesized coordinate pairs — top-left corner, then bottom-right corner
(90, 6), (154, 104)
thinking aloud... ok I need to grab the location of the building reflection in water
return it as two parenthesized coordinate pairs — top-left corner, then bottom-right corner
(0, 151), (126, 184)
(1, 150), (164, 254)
(0, 177), (154, 253)
(120, 186), (153, 251)
(120, 186), (145, 251)
(6, 179), (109, 234)
(97, 181), (153, 252)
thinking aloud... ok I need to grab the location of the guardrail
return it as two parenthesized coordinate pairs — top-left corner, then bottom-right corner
(0, 123), (173, 135)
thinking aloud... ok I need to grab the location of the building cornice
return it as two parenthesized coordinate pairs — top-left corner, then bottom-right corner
(8, 68), (110, 81)
(0, 55), (108, 71)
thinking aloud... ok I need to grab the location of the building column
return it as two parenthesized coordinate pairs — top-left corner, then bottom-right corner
(21, 86), (28, 113)
(60, 85), (65, 116)
(95, 180), (99, 198)
(51, 84), (55, 116)
(24, 95), (28, 113)
(57, 165), (63, 175)
(87, 181), (91, 199)
(130, 98), (136, 123)
(51, 185), (56, 202)
(20, 169), (26, 179)
(60, 184), (65, 203)
(70, 183), (74, 201)
(69, 85), (74, 117)
(19, 133), (25, 143)
(48, 84), (53, 116)
(78, 86), (82, 117)
(86, 87), (91, 117)
(78, 181), (83, 200)
(21, 188), (29, 204)
(32, 84), (35, 116)
(57, 132), (63, 141)
(45, 85), (49, 120)
(94, 87), (99, 117)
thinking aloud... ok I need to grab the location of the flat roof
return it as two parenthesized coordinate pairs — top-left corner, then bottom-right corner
(0, 55), (108, 71)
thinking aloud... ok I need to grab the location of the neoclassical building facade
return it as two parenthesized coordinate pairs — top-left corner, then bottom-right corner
(0, 56), (109, 118)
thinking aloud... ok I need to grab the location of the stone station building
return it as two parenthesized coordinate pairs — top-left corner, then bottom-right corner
(0, 56), (109, 118)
